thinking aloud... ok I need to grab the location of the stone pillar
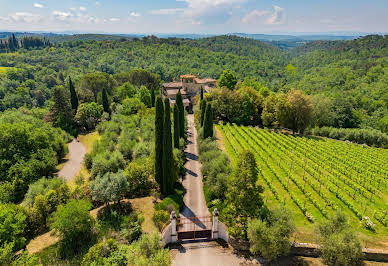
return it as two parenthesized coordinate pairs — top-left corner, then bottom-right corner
(212, 208), (219, 239)
(171, 211), (177, 242)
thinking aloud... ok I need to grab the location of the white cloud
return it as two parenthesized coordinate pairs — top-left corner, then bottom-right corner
(52, 10), (100, 24)
(79, 6), (87, 11)
(150, 8), (184, 15)
(130, 12), (141, 17)
(109, 18), (120, 22)
(69, 7), (77, 11)
(0, 12), (42, 23)
(33, 3), (44, 8)
(95, 2), (101, 6)
(266, 5), (285, 25)
(242, 5), (285, 25)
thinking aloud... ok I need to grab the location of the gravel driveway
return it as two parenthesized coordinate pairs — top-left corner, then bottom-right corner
(57, 138), (86, 181)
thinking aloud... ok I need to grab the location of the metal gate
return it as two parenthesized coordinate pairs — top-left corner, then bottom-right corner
(177, 216), (212, 240)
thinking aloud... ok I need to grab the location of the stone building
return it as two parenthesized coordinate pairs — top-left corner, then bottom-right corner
(161, 74), (217, 111)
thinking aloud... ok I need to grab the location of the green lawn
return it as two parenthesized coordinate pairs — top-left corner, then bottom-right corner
(217, 123), (388, 249)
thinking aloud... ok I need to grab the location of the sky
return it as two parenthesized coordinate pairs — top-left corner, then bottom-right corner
(0, 0), (387, 34)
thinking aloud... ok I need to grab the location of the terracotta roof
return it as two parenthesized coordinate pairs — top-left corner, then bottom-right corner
(165, 88), (187, 96)
(195, 78), (217, 84)
(180, 74), (196, 79)
(163, 81), (182, 88)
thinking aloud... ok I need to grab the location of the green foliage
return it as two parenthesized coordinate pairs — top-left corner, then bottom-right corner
(90, 171), (128, 205)
(75, 102), (104, 131)
(0, 110), (68, 202)
(154, 97), (164, 187)
(113, 82), (137, 102)
(126, 233), (170, 266)
(117, 97), (145, 115)
(309, 126), (388, 148)
(152, 210), (170, 232)
(224, 150), (265, 239)
(0, 204), (26, 251)
(138, 86), (152, 108)
(50, 199), (95, 257)
(23, 177), (67, 207)
(79, 72), (116, 102)
(173, 104), (180, 148)
(101, 87), (110, 115)
(0, 241), (14, 265)
(162, 98), (174, 195)
(68, 76), (78, 110)
(114, 69), (160, 91)
(218, 69), (238, 90)
(316, 212), (363, 266)
(203, 103), (213, 139)
(82, 238), (130, 266)
(248, 208), (295, 261)
(90, 150), (125, 179)
(175, 91), (185, 138)
(50, 85), (74, 133)
(124, 161), (152, 197)
(200, 99), (207, 127)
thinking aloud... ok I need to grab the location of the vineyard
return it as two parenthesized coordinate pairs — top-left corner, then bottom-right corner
(217, 123), (388, 243)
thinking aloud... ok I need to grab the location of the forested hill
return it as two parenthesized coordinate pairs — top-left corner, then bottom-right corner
(0, 34), (387, 130)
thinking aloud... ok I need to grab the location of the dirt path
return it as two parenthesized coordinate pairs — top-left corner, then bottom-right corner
(57, 139), (86, 182)
(173, 114), (250, 265)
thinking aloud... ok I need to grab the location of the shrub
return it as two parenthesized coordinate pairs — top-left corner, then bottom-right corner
(50, 199), (95, 257)
(124, 161), (152, 197)
(0, 204), (26, 251)
(316, 212), (363, 266)
(152, 210), (170, 232)
(248, 208), (295, 261)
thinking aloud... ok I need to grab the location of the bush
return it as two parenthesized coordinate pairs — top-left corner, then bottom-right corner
(316, 212), (363, 266)
(310, 126), (388, 148)
(0, 204), (26, 251)
(152, 210), (170, 232)
(82, 238), (129, 266)
(50, 200), (95, 257)
(248, 208), (295, 261)
(124, 161), (152, 197)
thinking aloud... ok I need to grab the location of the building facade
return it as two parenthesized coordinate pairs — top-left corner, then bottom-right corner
(161, 74), (217, 111)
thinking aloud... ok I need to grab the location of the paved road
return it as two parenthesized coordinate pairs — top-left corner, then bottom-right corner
(57, 138), (86, 181)
(173, 115), (253, 266)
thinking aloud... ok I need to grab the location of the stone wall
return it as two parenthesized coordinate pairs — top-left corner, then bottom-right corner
(218, 222), (229, 243)
(161, 223), (172, 246)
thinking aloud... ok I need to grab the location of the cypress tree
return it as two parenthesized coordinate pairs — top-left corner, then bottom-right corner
(151, 88), (155, 107)
(173, 104), (180, 148)
(102, 87), (110, 114)
(176, 91), (185, 138)
(200, 86), (204, 101)
(200, 99), (207, 127)
(69, 76), (78, 110)
(154, 97), (164, 188)
(203, 103), (213, 139)
(162, 98), (173, 195)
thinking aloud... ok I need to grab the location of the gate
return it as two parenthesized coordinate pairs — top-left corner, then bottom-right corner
(177, 216), (212, 240)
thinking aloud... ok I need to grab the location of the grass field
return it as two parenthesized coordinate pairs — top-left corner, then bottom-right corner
(217, 123), (388, 248)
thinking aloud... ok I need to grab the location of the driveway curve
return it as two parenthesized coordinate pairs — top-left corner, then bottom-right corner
(57, 138), (86, 182)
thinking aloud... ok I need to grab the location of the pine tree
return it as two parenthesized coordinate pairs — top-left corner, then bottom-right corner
(203, 103), (213, 139)
(162, 98), (174, 195)
(200, 99), (207, 127)
(200, 86), (204, 101)
(102, 87), (110, 115)
(151, 89), (155, 107)
(173, 104), (180, 148)
(176, 91), (185, 138)
(154, 97), (164, 188)
(69, 76), (78, 110)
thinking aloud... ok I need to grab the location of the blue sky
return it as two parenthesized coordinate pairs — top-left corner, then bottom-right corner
(0, 0), (387, 34)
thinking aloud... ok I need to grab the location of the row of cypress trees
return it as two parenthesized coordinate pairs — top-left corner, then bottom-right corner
(154, 91), (185, 195)
(199, 87), (213, 139)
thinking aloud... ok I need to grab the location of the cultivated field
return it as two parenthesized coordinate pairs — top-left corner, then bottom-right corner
(217, 123), (388, 246)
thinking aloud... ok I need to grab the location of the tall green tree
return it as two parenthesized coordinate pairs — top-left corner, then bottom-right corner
(224, 150), (265, 239)
(203, 103), (213, 139)
(218, 69), (237, 90)
(162, 98), (174, 195)
(51, 85), (73, 132)
(151, 89), (155, 107)
(68, 76), (78, 111)
(200, 86), (204, 101)
(176, 91), (185, 138)
(173, 104), (180, 148)
(102, 87), (110, 115)
(154, 97), (164, 188)
(200, 99), (207, 127)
